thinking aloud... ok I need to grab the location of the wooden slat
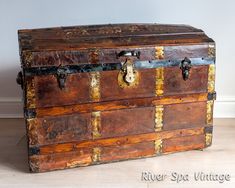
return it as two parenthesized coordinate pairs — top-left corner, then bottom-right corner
(37, 126), (207, 155)
(35, 93), (208, 117)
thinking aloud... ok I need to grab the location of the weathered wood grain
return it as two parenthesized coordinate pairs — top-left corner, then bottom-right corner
(19, 24), (203, 40)
(163, 134), (205, 153)
(101, 142), (155, 162)
(35, 73), (90, 108)
(30, 65), (209, 109)
(100, 107), (155, 138)
(36, 126), (206, 155)
(28, 101), (208, 147)
(29, 132), (207, 172)
(163, 101), (207, 130)
(18, 24), (214, 68)
(27, 113), (92, 146)
(35, 93), (208, 117)
(164, 65), (208, 95)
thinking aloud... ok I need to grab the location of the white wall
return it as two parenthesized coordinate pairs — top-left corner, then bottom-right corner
(0, 0), (234, 117)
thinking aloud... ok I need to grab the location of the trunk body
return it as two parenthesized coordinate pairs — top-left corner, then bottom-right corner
(17, 23), (216, 172)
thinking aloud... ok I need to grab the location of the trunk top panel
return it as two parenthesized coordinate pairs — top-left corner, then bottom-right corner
(18, 23), (213, 52)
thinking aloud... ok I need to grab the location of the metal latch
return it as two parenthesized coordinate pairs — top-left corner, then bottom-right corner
(123, 59), (136, 84)
(118, 58), (139, 88)
(116, 50), (140, 88)
(56, 67), (69, 90)
(180, 57), (192, 81)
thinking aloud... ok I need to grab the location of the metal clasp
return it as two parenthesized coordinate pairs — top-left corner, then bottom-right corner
(118, 58), (139, 88)
(116, 50), (140, 59)
(180, 57), (192, 81)
(123, 59), (136, 84)
(56, 67), (69, 90)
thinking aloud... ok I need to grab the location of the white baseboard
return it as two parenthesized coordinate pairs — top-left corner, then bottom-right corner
(214, 97), (235, 118)
(0, 97), (235, 118)
(0, 98), (23, 118)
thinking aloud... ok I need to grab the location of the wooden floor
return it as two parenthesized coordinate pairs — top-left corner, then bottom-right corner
(0, 119), (234, 188)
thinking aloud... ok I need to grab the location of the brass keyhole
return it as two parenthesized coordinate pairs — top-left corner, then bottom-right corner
(118, 59), (139, 88)
(124, 60), (136, 83)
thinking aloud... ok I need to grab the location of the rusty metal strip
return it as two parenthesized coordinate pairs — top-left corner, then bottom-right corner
(207, 64), (215, 93)
(205, 133), (212, 146)
(155, 46), (164, 60)
(29, 156), (40, 172)
(155, 105), (164, 131)
(89, 49), (100, 64)
(204, 126), (213, 147)
(208, 44), (215, 58)
(26, 77), (36, 109)
(155, 67), (164, 96)
(92, 147), (101, 163)
(22, 51), (33, 67)
(91, 111), (101, 139)
(154, 139), (163, 155)
(90, 72), (100, 101)
(26, 118), (39, 146)
(206, 100), (214, 125)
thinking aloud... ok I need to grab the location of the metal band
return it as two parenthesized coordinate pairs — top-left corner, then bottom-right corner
(206, 100), (214, 125)
(156, 67), (164, 96)
(155, 46), (164, 60)
(89, 49), (100, 64)
(29, 157), (40, 172)
(91, 111), (101, 139)
(90, 72), (100, 101)
(22, 51), (33, 67)
(208, 64), (215, 93)
(205, 133), (213, 146)
(27, 118), (38, 146)
(204, 126), (213, 146)
(23, 58), (215, 76)
(26, 77), (36, 109)
(66, 161), (82, 168)
(155, 105), (164, 131)
(92, 147), (101, 163)
(154, 139), (163, 155)
(208, 44), (215, 58)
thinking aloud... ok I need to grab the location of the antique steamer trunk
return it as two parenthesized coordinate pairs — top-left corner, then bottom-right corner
(17, 24), (216, 172)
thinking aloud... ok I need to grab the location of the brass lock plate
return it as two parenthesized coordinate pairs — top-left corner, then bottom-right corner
(118, 59), (139, 88)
